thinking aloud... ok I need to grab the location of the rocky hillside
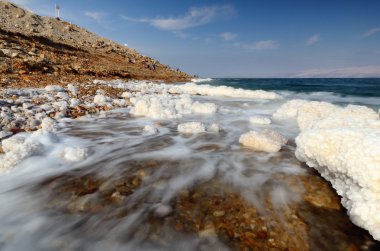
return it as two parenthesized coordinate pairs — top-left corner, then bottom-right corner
(0, 1), (191, 88)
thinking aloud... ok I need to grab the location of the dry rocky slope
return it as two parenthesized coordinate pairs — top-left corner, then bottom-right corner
(0, 1), (191, 88)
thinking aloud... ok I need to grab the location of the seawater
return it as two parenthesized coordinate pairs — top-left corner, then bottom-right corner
(0, 79), (379, 251)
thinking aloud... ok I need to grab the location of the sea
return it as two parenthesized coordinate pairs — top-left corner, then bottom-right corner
(0, 78), (379, 251)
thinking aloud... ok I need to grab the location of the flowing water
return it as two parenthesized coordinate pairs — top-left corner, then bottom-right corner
(0, 78), (380, 250)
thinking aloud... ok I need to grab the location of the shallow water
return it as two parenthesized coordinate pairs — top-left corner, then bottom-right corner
(0, 82), (380, 250)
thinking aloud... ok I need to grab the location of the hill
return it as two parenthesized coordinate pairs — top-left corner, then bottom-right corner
(0, 1), (191, 88)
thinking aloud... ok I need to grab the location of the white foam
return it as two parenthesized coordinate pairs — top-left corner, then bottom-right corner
(207, 123), (220, 133)
(169, 83), (281, 99)
(191, 78), (213, 83)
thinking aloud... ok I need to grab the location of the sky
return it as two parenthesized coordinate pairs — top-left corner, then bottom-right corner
(9, 0), (380, 77)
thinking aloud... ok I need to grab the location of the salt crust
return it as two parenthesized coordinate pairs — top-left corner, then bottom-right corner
(130, 94), (217, 119)
(275, 99), (380, 240)
(239, 129), (287, 152)
(142, 125), (159, 135)
(177, 122), (206, 134)
(177, 122), (220, 134)
(0, 118), (88, 171)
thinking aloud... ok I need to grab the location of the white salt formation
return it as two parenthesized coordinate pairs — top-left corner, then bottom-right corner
(61, 147), (89, 162)
(239, 129), (287, 153)
(275, 99), (380, 240)
(142, 125), (159, 135)
(130, 94), (217, 119)
(0, 135), (44, 171)
(249, 116), (271, 125)
(177, 122), (206, 134)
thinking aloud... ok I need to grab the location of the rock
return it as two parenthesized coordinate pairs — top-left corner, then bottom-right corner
(239, 129), (287, 152)
(0, 49), (12, 57)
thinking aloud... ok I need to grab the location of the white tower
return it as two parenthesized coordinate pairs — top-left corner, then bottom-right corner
(55, 4), (60, 18)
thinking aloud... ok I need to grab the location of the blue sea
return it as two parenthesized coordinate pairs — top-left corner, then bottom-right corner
(208, 78), (380, 98)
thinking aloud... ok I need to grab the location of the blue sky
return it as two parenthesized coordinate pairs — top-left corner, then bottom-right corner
(10, 0), (380, 77)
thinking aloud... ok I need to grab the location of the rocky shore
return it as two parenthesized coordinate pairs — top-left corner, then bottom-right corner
(1, 1), (380, 251)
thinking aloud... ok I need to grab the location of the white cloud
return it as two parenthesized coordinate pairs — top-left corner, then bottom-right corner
(362, 27), (380, 38)
(122, 5), (235, 31)
(293, 65), (380, 78)
(306, 34), (320, 46)
(219, 32), (237, 41)
(84, 11), (105, 22)
(246, 40), (279, 51)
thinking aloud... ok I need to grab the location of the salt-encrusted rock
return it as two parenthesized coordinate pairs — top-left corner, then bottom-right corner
(239, 129), (287, 152)
(45, 85), (65, 92)
(0, 136), (44, 170)
(69, 98), (80, 108)
(61, 147), (89, 162)
(130, 94), (217, 119)
(93, 94), (111, 106)
(142, 125), (158, 135)
(249, 116), (271, 125)
(121, 91), (132, 98)
(113, 99), (127, 107)
(0, 131), (13, 139)
(277, 99), (380, 240)
(273, 99), (378, 131)
(296, 126), (380, 240)
(67, 84), (78, 94)
(178, 122), (206, 134)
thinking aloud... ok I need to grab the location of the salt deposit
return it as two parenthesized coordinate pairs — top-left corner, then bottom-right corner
(45, 85), (65, 92)
(177, 122), (206, 134)
(0, 135), (44, 171)
(130, 94), (217, 119)
(273, 99), (379, 131)
(142, 125), (159, 135)
(249, 116), (271, 125)
(93, 94), (111, 106)
(239, 129), (287, 152)
(275, 99), (380, 240)
(61, 147), (89, 162)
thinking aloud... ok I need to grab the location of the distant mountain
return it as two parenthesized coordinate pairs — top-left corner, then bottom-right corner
(293, 66), (380, 78)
